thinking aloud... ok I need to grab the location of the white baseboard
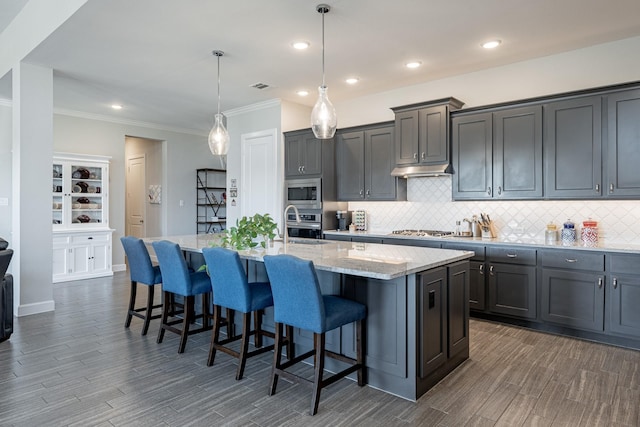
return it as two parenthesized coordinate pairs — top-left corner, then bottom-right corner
(16, 300), (55, 317)
(112, 263), (126, 272)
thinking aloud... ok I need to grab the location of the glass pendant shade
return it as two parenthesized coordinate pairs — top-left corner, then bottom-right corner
(208, 113), (230, 156)
(311, 85), (337, 139)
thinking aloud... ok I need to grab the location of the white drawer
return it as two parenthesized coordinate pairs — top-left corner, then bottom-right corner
(53, 236), (71, 244)
(71, 233), (110, 244)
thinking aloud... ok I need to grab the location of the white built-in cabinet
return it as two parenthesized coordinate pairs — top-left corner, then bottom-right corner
(52, 153), (113, 283)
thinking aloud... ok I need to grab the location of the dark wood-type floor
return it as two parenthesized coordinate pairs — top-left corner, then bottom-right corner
(1, 272), (639, 426)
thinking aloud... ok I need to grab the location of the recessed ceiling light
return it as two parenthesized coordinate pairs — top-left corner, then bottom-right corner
(296, 90), (309, 97)
(292, 41), (310, 50)
(482, 40), (501, 49)
(345, 77), (359, 85)
(405, 61), (422, 69)
(111, 104), (122, 110)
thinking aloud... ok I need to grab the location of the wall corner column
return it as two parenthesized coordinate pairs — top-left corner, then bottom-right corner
(12, 61), (55, 316)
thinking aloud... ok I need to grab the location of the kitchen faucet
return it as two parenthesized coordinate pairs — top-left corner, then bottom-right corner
(283, 204), (301, 249)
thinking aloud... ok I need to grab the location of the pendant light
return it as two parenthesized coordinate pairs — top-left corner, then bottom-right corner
(208, 50), (230, 156)
(310, 4), (337, 139)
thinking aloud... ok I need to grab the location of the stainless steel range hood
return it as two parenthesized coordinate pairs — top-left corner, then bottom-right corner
(391, 163), (452, 178)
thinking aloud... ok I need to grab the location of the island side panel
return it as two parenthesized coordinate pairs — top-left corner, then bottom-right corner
(342, 273), (418, 400)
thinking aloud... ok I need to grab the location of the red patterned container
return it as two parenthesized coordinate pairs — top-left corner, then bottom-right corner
(581, 220), (598, 246)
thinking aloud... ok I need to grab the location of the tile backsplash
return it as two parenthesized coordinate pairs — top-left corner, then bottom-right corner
(348, 176), (640, 244)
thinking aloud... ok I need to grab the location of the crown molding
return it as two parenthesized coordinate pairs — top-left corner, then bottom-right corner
(223, 98), (282, 117)
(0, 99), (206, 136)
(54, 108), (207, 136)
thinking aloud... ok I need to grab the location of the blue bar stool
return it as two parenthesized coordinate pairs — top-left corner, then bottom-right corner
(120, 236), (163, 335)
(202, 247), (293, 380)
(152, 240), (212, 353)
(263, 254), (366, 415)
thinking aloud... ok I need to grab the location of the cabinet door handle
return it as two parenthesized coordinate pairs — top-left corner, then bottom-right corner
(479, 264), (484, 275)
(598, 277), (603, 289)
(487, 187), (492, 196)
(489, 265), (494, 275)
(88, 237), (93, 240)
(609, 183), (614, 193)
(506, 253), (517, 258)
(366, 189), (371, 197)
(595, 184), (600, 192)
(421, 152), (426, 160)
(298, 166), (302, 173)
(301, 165), (305, 173)
(613, 277), (618, 289)
(413, 153), (418, 160)
(565, 258), (577, 263)
(359, 189), (364, 197)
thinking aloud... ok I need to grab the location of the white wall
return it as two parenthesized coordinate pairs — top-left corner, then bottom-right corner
(0, 104), (11, 242)
(226, 101), (282, 228)
(334, 36), (640, 128)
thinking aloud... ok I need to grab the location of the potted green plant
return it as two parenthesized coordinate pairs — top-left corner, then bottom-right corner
(220, 213), (278, 250)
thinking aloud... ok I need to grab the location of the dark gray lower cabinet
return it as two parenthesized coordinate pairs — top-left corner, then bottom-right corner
(487, 247), (536, 319)
(417, 262), (469, 393)
(418, 268), (447, 378)
(488, 263), (536, 319)
(541, 269), (604, 331)
(540, 250), (605, 332)
(468, 261), (486, 311)
(441, 242), (486, 311)
(608, 254), (640, 338)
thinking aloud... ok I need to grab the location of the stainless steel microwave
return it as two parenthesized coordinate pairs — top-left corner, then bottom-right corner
(285, 178), (322, 210)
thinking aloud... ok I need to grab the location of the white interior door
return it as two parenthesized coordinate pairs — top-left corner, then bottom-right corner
(126, 155), (146, 238)
(240, 129), (280, 223)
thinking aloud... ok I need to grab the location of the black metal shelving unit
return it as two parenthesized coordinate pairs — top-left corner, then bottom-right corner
(196, 168), (226, 234)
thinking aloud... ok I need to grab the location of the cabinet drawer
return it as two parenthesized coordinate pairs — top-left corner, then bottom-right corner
(53, 236), (71, 245)
(540, 250), (604, 271)
(488, 247), (536, 265)
(609, 253), (640, 275)
(441, 243), (485, 261)
(71, 234), (110, 244)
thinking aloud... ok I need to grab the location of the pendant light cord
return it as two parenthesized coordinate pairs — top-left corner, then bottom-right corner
(321, 8), (326, 87)
(217, 53), (221, 115)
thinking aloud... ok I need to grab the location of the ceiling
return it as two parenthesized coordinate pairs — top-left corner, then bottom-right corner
(2, 0), (640, 134)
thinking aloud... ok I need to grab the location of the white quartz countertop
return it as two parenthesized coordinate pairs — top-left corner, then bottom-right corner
(143, 234), (473, 280)
(324, 230), (640, 254)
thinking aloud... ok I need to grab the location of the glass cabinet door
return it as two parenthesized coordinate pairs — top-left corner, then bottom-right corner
(69, 163), (105, 226)
(52, 163), (64, 227)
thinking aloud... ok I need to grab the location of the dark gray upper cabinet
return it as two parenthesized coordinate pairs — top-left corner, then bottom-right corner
(392, 98), (464, 166)
(452, 105), (542, 200)
(336, 123), (406, 201)
(284, 129), (323, 177)
(336, 130), (365, 200)
(451, 112), (493, 199)
(494, 106), (543, 198)
(544, 96), (602, 198)
(607, 89), (640, 197)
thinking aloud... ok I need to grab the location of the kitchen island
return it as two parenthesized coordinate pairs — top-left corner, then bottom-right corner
(144, 234), (474, 400)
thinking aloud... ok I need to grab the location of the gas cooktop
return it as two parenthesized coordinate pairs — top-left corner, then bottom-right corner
(389, 229), (455, 238)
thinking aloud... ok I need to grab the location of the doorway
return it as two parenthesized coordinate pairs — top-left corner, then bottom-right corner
(125, 136), (163, 239)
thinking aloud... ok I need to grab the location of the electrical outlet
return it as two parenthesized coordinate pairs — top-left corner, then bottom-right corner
(179, 200), (184, 207)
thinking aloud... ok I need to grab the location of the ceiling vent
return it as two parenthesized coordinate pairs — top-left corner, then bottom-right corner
(250, 82), (270, 90)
